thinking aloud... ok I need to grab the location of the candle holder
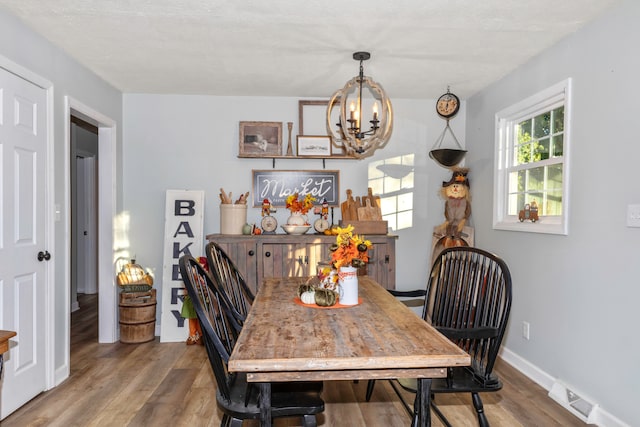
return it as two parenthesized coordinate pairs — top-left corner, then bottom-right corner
(286, 122), (293, 156)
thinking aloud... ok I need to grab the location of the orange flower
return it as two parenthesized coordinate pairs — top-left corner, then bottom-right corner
(285, 193), (316, 214)
(330, 225), (372, 269)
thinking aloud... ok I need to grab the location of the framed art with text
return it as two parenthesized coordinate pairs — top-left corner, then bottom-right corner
(252, 169), (340, 207)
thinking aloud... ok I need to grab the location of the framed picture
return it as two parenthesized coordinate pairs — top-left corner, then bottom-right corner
(299, 100), (333, 136)
(298, 99), (346, 156)
(239, 121), (282, 157)
(252, 169), (340, 207)
(296, 136), (332, 156)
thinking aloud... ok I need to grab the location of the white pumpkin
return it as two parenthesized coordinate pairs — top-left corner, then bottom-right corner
(300, 290), (316, 305)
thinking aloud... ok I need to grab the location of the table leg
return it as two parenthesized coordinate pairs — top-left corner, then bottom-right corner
(413, 378), (432, 427)
(258, 382), (272, 427)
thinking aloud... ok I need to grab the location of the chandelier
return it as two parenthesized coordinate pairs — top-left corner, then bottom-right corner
(327, 52), (393, 158)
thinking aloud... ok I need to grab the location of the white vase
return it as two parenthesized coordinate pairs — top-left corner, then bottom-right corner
(338, 266), (358, 305)
(287, 211), (307, 225)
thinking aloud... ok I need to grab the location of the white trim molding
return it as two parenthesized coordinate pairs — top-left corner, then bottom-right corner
(500, 347), (631, 427)
(493, 78), (572, 235)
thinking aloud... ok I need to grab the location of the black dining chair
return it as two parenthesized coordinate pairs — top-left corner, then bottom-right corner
(179, 255), (324, 427)
(205, 242), (254, 327)
(365, 246), (512, 427)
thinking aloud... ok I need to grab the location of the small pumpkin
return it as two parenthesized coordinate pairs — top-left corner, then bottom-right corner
(314, 288), (338, 307)
(300, 290), (316, 305)
(297, 283), (315, 297)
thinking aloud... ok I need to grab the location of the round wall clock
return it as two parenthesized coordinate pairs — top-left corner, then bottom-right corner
(261, 215), (278, 234)
(436, 90), (460, 119)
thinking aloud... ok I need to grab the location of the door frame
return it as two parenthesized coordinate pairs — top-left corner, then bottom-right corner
(0, 56), (55, 391)
(64, 97), (117, 350)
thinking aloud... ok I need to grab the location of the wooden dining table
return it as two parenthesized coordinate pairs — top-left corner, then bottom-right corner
(0, 330), (16, 378)
(228, 276), (470, 427)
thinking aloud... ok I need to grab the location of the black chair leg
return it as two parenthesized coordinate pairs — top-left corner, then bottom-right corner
(365, 379), (376, 401)
(302, 414), (317, 427)
(472, 392), (489, 427)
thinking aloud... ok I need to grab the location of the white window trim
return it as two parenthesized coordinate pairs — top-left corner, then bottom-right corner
(493, 78), (572, 235)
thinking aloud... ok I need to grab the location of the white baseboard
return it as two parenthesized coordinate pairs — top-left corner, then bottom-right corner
(499, 347), (555, 390)
(53, 364), (69, 388)
(499, 348), (630, 427)
(71, 300), (80, 313)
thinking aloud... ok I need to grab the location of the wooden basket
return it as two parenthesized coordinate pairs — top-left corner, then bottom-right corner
(119, 301), (156, 324)
(119, 288), (156, 304)
(119, 320), (155, 344)
(119, 289), (156, 343)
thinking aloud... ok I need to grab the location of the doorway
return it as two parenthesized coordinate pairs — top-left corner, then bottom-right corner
(64, 97), (118, 355)
(70, 116), (98, 315)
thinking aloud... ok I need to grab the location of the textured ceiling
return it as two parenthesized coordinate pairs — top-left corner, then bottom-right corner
(0, 0), (619, 99)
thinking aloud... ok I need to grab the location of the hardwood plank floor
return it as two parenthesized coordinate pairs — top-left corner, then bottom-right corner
(2, 294), (588, 426)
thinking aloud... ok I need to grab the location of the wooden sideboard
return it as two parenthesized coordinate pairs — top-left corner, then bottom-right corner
(205, 233), (397, 294)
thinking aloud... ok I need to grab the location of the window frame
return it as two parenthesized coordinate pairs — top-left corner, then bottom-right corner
(493, 79), (572, 235)
(368, 155), (415, 231)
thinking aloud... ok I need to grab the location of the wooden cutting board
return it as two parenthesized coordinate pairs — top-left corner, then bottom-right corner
(357, 198), (382, 221)
(365, 187), (381, 209)
(341, 189), (359, 221)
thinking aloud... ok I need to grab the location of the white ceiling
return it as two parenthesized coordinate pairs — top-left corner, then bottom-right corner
(0, 0), (619, 99)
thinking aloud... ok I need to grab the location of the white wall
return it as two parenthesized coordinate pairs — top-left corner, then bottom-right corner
(466, 0), (639, 425)
(0, 7), (123, 378)
(123, 94), (467, 314)
(6, 1), (635, 423)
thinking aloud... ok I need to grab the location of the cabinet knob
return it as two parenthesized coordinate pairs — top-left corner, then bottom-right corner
(305, 255), (309, 265)
(248, 250), (255, 256)
(265, 251), (271, 258)
(385, 255), (390, 264)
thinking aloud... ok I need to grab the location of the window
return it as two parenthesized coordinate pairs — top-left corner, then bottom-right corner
(368, 154), (414, 231)
(493, 79), (571, 235)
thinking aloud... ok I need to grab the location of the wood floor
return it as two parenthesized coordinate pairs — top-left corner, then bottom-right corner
(3, 294), (588, 427)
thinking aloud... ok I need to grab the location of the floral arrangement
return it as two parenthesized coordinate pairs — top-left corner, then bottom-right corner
(285, 193), (316, 214)
(329, 224), (372, 269)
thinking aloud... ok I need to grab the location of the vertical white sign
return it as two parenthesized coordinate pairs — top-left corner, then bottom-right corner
(160, 190), (205, 342)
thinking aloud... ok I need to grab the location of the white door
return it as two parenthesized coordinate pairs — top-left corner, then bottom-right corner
(75, 155), (97, 295)
(0, 68), (48, 418)
(75, 156), (87, 295)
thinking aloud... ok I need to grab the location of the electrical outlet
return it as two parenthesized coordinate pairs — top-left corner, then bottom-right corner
(627, 204), (640, 227)
(522, 321), (530, 340)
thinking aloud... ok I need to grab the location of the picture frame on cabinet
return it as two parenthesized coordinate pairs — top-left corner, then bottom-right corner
(297, 135), (332, 156)
(239, 121), (283, 157)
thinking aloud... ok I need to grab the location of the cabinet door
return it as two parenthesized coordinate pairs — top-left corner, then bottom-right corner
(214, 241), (259, 295)
(306, 241), (333, 275)
(261, 243), (308, 279)
(260, 241), (334, 279)
(364, 238), (396, 289)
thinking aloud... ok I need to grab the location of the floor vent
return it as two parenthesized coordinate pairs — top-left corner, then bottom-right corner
(549, 381), (598, 423)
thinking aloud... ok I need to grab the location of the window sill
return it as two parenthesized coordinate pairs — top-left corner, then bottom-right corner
(493, 217), (567, 235)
